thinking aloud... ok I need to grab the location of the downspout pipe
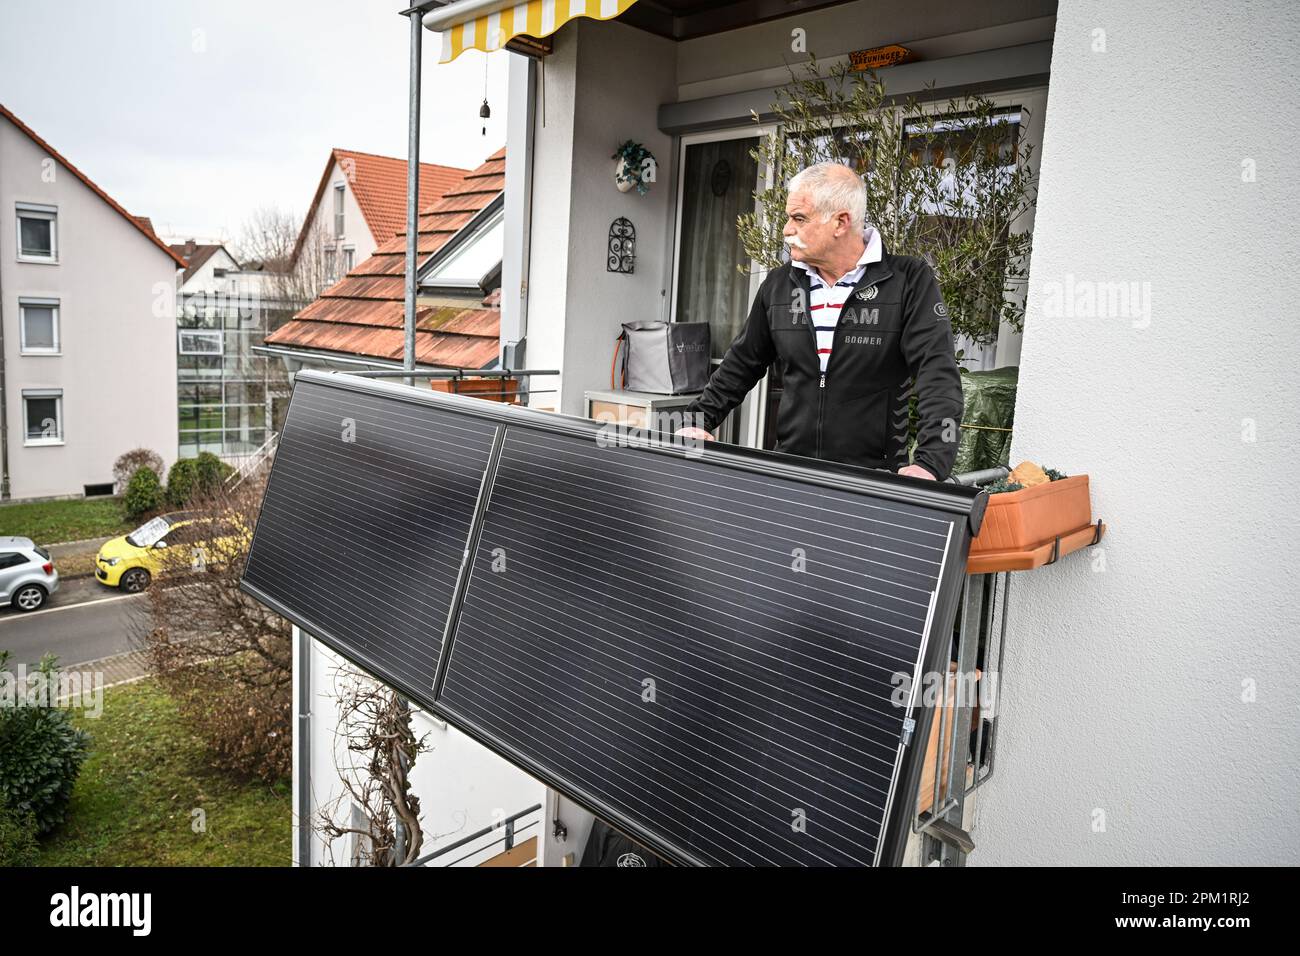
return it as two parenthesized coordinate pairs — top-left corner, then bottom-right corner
(404, 6), (423, 387)
(0, 261), (8, 499)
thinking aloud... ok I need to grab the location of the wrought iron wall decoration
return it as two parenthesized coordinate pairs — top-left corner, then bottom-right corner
(607, 217), (635, 274)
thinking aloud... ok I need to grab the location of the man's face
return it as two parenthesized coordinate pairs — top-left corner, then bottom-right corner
(783, 189), (851, 266)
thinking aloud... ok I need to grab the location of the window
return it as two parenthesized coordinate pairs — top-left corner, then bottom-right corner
(178, 330), (223, 355)
(324, 246), (336, 283)
(342, 246), (354, 273)
(0, 552), (28, 570)
(19, 298), (60, 353)
(23, 389), (63, 445)
(16, 203), (57, 262)
(423, 209), (505, 286)
(84, 482), (114, 498)
(333, 184), (345, 238)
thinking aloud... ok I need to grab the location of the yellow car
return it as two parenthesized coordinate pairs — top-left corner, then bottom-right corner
(96, 511), (249, 592)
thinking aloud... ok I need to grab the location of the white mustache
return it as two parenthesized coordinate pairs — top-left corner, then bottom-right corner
(784, 235), (808, 250)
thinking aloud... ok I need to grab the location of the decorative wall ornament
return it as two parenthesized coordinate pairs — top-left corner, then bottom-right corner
(612, 141), (657, 195)
(607, 218), (635, 274)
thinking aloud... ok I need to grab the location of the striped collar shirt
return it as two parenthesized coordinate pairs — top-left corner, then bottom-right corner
(791, 226), (883, 374)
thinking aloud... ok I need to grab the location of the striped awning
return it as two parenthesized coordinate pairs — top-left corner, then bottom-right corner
(426, 0), (640, 64)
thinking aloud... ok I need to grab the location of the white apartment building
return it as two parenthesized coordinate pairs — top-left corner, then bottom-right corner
(0, 103), (182, 501)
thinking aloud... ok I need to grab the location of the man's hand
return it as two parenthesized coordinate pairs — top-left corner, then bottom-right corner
(674, 427), (715, 443)
(897, 464), (936, 481)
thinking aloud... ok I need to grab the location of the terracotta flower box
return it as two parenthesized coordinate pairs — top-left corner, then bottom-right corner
(430, 376), (520, 405)
(970, 474), (1093, 555)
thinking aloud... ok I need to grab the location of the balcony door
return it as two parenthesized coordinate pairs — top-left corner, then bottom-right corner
(670, 126), (775, 448)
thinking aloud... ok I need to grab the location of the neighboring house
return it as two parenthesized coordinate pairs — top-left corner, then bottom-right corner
(285, 0), (1298, 867)
(0, 103), (183, 501)
(261, 147), (505, 374)
(170, 240), (293, 461)
(292, 148), (470, 291)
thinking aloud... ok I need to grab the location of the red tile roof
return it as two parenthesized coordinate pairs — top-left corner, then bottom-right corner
(292, 148), (471, 262)
(0, 103), (186, 268)
(267, 147), (505, 369)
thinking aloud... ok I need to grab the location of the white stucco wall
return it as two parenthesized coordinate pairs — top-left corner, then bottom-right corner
(513, 18), (679, 415)
(296, 631), (546, 867)
(1, 113), (179, 500)
(972, 0), (1300, 865)
(298, 159), (373, 284)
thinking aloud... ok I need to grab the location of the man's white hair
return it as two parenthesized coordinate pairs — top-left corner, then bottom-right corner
(788, 162), (867, 231)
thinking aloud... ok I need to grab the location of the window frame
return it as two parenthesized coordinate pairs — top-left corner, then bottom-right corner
(18, 297), (61, 354)
(333, 183), (345, 238)
(22, 388), (64, 446)
(178, 329), (224, 355)
(16, 203), (58, 263)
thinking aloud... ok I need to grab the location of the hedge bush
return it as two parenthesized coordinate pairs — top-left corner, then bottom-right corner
(166, 458), (199, 508)
(123, 466), (163, 519)
(112, 448), (164, 494)
(0, 653), (91, 835)
(194, 451), (234, 495)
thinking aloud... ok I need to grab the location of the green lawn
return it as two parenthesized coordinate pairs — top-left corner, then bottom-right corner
(0, 497), (133, 543)
(35, 679), (291, 867)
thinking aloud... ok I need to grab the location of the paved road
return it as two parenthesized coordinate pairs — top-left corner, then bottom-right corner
(0, 576), (150, 668)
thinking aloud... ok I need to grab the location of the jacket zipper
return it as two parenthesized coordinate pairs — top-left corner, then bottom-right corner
(817, 373), (825, 458)
(812, 267), (894, 460)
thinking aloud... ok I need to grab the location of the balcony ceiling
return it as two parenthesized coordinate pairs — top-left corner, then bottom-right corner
(618, 0), (857, 41)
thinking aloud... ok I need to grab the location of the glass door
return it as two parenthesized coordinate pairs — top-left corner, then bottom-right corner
(670, 126), (775, 448)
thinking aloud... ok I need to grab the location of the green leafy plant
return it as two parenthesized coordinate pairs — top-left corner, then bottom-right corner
(123, 466), (163, 519)
(737, 55), (1037, 349)
(985, 467), (1067, 494)
(612, 140), (657, 196)
(984, 479), (1024, 495)
(166, 457), (200, 508)
(0, 652), (91, 835)
(194, 451), (234, 495)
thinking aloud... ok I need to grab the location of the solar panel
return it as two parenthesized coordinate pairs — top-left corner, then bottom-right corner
(241, 375), (497, 704)
(241, 370), (985, 866)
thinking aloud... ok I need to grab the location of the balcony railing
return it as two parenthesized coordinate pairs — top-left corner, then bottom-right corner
(403, 804), (543, 867)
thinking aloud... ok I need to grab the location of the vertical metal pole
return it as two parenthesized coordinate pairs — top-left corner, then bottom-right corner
(404, 9), (422, 388)
(295, 626), (312, 866)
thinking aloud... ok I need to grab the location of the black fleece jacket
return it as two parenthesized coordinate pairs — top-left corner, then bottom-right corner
(684, 249), (965, 480)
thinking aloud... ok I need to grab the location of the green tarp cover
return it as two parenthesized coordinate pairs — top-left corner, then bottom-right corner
(952, 366), (1018, 476)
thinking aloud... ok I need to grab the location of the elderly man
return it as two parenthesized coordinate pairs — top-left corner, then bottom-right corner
(677, 162), (964, 481)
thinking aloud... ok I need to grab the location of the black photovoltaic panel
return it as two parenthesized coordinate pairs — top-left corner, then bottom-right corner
(241, 377), (497, 703)
(437, 427), (955, 867)
(241, 371), (984, 866)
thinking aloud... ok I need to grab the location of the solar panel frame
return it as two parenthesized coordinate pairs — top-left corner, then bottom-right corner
(240, 370), (986, 866)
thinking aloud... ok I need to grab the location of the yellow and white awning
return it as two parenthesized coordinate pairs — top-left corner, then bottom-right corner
(426, 0), (640, 64)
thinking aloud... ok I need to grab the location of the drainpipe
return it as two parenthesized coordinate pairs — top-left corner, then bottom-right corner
(403, 5), (423, 387)
(0, 261), (9, 500)
(295, 625), (312, 866)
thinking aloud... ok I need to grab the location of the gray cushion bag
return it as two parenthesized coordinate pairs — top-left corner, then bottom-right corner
(619, 321), (711, 394)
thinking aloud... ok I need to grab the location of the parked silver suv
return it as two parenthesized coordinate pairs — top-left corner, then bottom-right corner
(0, 536), (59, 612)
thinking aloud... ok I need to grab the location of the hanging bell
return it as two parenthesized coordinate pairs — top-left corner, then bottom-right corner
(479, 98), (491, 136)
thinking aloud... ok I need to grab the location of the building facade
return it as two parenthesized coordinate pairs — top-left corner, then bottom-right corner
(0, 103), (183, 501)
(171, 241), (293, 462)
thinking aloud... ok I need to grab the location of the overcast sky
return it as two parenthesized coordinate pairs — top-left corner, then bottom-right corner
(0, 0), (509, 244)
